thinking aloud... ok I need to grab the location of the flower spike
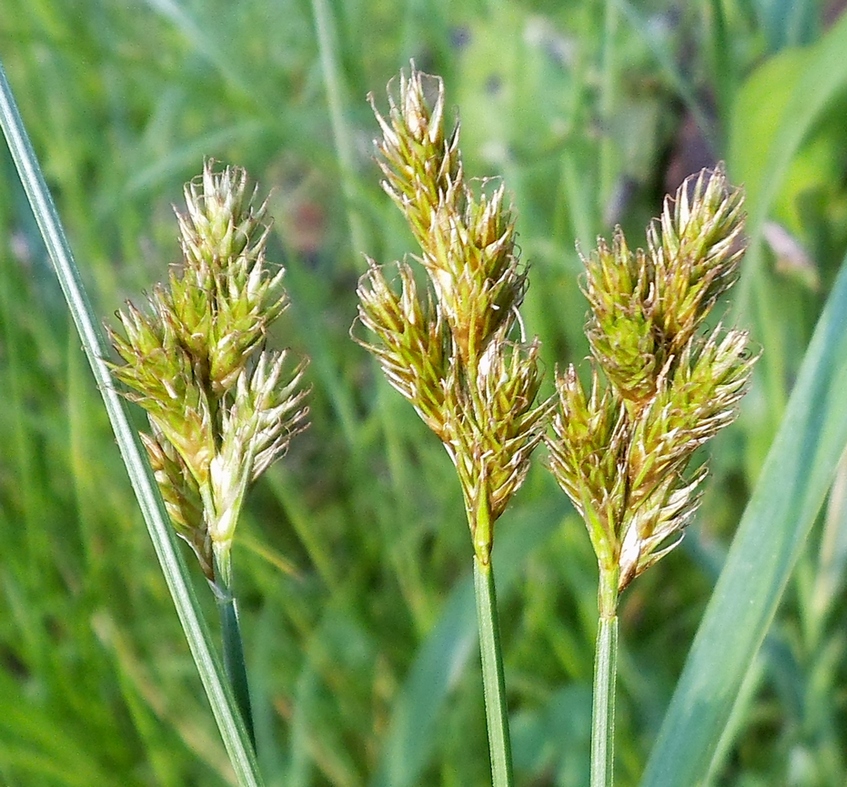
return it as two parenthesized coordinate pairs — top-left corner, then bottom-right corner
(547, 167), (758, 606)
(356, 65), (552, 564)
(109, 161), (310, 580)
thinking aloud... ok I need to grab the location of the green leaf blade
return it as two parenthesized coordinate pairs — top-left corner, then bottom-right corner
(641, 252), (847, 786)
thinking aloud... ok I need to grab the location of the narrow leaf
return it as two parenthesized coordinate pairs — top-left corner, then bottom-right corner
(641, 252), (847, 786)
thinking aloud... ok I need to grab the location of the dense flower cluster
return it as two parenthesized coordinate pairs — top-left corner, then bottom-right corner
(110, 163), (309, 579)
(355, 68), (552, 564)
(546, 169), (757, 604)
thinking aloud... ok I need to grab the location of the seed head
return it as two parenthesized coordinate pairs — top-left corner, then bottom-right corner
(547, 167), (757, 598)
(109, 161), (310, 580)
(357, 66), (552, 563)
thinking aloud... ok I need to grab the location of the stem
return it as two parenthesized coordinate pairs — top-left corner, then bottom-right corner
(215, 549), (256, 750)
(473, 556), (514, 787)
(591, 567), (620, 787)
(309, 0), (368, 259)
(598, 0), (620, 214)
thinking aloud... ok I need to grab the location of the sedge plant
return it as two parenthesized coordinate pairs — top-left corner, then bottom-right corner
(354, 67), (553, 787)
(1, 60), (268, 780)
(545, 167), (759, 786)
(108, 162), (310, 747)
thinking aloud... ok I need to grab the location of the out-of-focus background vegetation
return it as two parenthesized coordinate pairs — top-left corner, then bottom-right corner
(2, 0), (847, 784)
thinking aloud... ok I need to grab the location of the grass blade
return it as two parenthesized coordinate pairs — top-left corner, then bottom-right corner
(641, 251), (847, 785)
(734, 9), (847, 262)
(309, 0), (367, 260)
(731, 12), (847, 418)
(0, 59), (264, 786)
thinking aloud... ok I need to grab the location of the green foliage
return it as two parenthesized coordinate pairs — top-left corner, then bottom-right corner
(2, 1), (847, 786)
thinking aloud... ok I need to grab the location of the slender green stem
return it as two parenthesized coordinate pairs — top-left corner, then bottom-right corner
(309, 0), (367, 259)
(598, 0), (620, 213)
(0, 60), (263, 785)
(591, 568), (620, 787)
(215, 550), (256, 750)
(473, 556), (514, 787)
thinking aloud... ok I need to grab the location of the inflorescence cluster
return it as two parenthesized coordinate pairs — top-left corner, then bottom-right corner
(110, 162), (310, 580)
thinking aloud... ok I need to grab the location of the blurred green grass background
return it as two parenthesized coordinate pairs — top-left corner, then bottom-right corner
(2, 0), (847, 785)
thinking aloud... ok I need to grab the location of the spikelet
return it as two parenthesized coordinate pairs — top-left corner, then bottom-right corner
(355, 66), (552, 564)
(546, 167), (757, 603)
(109, 162), (310, 579)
